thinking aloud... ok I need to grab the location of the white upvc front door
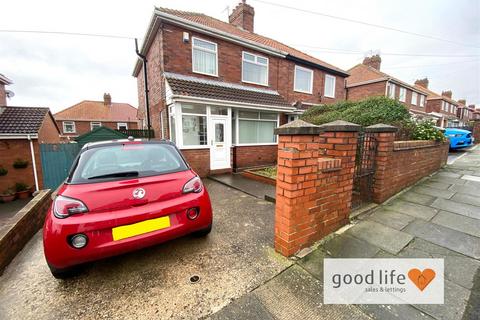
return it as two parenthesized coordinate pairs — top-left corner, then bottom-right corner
(210, 117), (230, 170)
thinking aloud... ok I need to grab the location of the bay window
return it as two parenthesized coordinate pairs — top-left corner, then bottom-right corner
(242, 52), (268, 85)
(324, 74), (336, 98)
(181, 104), (207, 146)
(411, 92), (418, 105)
(294, 66), (313, 94)
(192, 38), (218, 76)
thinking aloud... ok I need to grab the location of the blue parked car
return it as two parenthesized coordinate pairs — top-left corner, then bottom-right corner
(445, 128), (474, 149)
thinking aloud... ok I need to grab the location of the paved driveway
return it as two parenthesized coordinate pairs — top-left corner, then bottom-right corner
(0, 180), (291, 320)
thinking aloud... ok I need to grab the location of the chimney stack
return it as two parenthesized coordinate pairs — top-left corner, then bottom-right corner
(229, 0), (255, 32)
(362, 55), (381, 70)
(441, 90), (452, 99)
(414, 78), (429, 89)
(458, 99), (466, 106)
(103, 93), (112, 106)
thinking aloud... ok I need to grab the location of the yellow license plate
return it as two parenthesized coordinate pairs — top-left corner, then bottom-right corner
(112, 216), (171, 241)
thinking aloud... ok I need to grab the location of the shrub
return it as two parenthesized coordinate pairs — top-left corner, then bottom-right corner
(1, 188), (15, 196)
(0, 167), (7, 176)
(301, 96), (411, 127)
(15, 182), (29, 192)
(411, 120), (446, 142)
(13, 159), (29, 169)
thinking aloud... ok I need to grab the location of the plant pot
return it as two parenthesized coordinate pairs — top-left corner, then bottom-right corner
(0, 194), (15, 203)
(16, 190), (30, 199)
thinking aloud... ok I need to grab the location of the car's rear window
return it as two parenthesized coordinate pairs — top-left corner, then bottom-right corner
(69, 143), (188, 184)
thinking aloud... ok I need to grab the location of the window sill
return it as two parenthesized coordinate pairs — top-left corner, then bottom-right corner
(241, 79), (269, 87)
(234, 143), (278, 147)
(179, 145), (210, 150)
(192, 70), (218, 78)
(294, 89), (313, 95)
(324, 94), (336, 99)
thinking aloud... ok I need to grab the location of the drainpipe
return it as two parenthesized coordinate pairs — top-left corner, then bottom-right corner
(28, 134), (39, 192)
(135, 38), (152, 140)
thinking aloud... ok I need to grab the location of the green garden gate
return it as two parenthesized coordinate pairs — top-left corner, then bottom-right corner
(40, 143), (81, 190)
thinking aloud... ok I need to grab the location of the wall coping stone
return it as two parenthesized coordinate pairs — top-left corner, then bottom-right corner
(318, 120), (361, 132)
(393, 140), (443, 151)
(274, 119), (321, 135)
(365, 123), (399, 132)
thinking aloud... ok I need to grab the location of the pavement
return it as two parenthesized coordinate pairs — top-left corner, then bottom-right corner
(210, 146), (480, 320)
(0, 180), (292, 320)
(209, 173), (276, 202)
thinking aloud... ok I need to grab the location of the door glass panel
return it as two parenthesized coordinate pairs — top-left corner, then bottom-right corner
(215, 123), (224, 143)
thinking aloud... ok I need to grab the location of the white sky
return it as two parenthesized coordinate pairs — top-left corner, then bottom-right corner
(0, 0), (479, 113)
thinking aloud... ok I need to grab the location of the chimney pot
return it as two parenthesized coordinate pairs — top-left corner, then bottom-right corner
(103, 93), (112, 106)
(229, 0), (255, 32)
(441, 90), (452, 99)
(414, 78), (429, 89)
(362, 55), (381, 70)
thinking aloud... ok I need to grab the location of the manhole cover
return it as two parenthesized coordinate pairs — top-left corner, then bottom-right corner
(189, 275), (200, 284)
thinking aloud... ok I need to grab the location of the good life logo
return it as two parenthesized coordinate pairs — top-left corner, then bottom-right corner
(324, 258), (444, 304)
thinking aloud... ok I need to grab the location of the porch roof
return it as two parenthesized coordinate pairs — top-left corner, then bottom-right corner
(164, 72), (294, 110)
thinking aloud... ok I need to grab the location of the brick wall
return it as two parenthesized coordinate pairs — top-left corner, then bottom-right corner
(346, 81), (386, 101)
(38, 115), (61, 143)
(0, 190), (51, 274)
(0, 139), (43, 192)
(55, 120), (139, 137)
(180, 149), (210, 177)
(372, 132), (449, 203)
(234, 145), (277, 171)
(472, 121), (480, 143)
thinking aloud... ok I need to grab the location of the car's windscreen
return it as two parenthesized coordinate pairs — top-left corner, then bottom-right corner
(69, 143), (188, 184)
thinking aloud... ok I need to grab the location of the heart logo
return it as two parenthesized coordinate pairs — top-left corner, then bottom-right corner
(408, 268), (436, 291)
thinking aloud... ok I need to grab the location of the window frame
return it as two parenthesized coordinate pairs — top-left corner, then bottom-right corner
(191, 37), (218, 77)
(411, 92), (418, 105)
(62, 121), (76, 134)
(419, 95), (425, 107)
(117, 122), (128, 130)
(399, 87), (407, 102)
(90, 121), (102, 131)
(235, 110), (279, 146)
(388, 83), (396, 99)
(324, 74), (336, 98)
(294, 65), (314, 94)
(241, 51), (269, 86)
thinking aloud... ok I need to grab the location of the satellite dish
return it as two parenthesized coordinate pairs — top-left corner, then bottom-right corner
(5, 90), (14, 98)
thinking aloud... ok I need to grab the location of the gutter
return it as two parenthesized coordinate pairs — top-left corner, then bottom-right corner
(0, 134), (38, 139)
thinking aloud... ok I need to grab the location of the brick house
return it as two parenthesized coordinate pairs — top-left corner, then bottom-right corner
(0, 73), (13, 106)
(0, 106), (61, 192)
(133, 1), (349, 176)
(54, 93), (139, 138)
(413, 78), (460, 127)
(345, 55), (437, 121)
(456, 100), (475, 125)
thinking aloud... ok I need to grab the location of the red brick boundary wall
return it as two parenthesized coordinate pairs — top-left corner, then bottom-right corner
(472, 120), (480, 143)
(0, 189), (52, 274)
(367, 124), (449, 203)
(273, 120), (360, 256)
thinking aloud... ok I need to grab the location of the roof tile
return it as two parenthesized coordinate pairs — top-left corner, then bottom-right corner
(54, 101), (138, 122)
(0, 106), (49, 134)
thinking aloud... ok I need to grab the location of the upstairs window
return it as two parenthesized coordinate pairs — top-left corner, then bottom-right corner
(387, 83), (396, 99)
(324, 74), (336, 98)
(399, 87), (406, 102)
(242, 52), (268, 86)
(294, 66), (313, 94)
(411, 92), (418, 105)
(63, 121), (76, 133)
(192, 38), (218, 76)
(419, 95), (425, 107)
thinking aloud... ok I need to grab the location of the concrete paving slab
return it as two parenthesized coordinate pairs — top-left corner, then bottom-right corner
(345, 220), (413, 255)
(323, 234), (381, 258)
(463, 268), (480, 320)
(432, 211), (480, 238)
(357, 304), (434, 320)
(385, 200), (438, 221)
(413, 279), (470, 320)
(297, 248), (328, 282)
(399, 192), (436, 206)
(411, 186), (455, 199)
(430, 198), (480, 219)
(253, 265), (370, 320)
(448, 184), (480, 197)
(208, 174), (276, 201)
(433, 171), (462, 179)
(429, 177), (466, 185)
(397, 238), (480, 290)
(209, 293), (275, 320)
(422, 181), (452, 190)
(464, 180), (480, 188)
(367, 208), (415, 230)
(403, 219), (480, 259)
(461, 174), (480, 182)
(451, 193), (480, 207)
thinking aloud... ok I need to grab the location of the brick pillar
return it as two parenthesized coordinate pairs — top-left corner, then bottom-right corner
(365, 124), (398, 203)
(274, 120), (360, 257)
(472, 120), (480, 143)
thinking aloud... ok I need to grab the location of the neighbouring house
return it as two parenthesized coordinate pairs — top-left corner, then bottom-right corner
(54, 93), (139, 138)
(0, 106), (61, 192)
(0, 73), (14, 106)
(414, 78), (460, 127)
(456, 99), (475, 125)
(133, 1), (349, 176)
(345, 55), (438, 122)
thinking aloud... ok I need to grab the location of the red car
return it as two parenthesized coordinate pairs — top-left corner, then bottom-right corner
(43, 139), (212, 278)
